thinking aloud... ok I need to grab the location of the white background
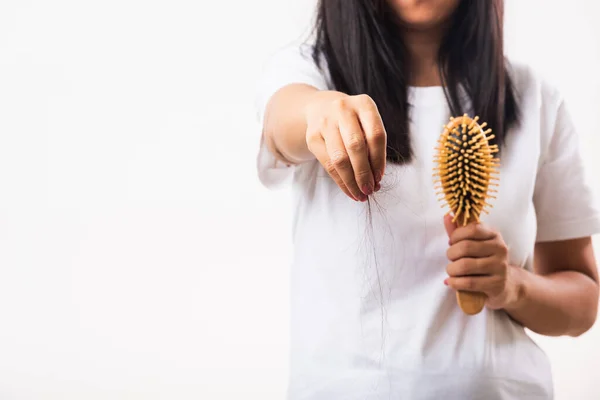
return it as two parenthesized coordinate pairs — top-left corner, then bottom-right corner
(0, 0), (598, 399)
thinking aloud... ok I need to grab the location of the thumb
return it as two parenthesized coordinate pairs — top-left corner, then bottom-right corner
(444, 213), (457, 240)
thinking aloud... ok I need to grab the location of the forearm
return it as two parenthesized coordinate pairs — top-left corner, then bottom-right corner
(262, 85), (346, 164)
(505, 267), (599, 337)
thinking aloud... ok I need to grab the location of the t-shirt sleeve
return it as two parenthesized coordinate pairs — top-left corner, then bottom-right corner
(254, 44), (330, 189)
(533, 98), (600, 242)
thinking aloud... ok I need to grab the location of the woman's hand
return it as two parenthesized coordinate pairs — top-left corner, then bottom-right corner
(443, 215), (521, 310)
(304, 93), (387, 202)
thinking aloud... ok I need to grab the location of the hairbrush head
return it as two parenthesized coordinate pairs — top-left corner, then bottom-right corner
(433, 114), (500, 227)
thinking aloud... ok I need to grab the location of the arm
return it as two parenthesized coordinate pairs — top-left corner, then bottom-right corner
(261, 84), (387, 201)
(256, 45), (387, 197)
(445, 219), (599, 337)
(445, 91), (600, 336)
(504, 237), (599, 337)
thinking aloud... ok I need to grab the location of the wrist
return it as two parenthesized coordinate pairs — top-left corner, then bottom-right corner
(503, 265), (529, 312)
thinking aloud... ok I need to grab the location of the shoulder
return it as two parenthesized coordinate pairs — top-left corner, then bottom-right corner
(507, 59), (583, 167)
(506, 59), (564, 114)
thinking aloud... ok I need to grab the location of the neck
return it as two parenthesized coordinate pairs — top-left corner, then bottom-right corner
(402, 26), (446, 87)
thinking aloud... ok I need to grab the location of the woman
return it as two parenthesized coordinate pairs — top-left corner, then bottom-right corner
(255, 1), (600, 399)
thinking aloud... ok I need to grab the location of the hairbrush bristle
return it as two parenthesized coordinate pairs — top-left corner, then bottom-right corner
(433, 114), (500, 226)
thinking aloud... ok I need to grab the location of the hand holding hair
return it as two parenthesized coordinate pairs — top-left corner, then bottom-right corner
(305, 92), (387, 202)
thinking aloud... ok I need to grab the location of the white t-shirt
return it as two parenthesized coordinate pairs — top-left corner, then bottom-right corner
(254, 44), (600, 400)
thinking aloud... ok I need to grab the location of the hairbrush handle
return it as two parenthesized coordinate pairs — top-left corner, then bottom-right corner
(456, 290), (487, 315)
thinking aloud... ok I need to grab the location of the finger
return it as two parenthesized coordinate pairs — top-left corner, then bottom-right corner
(446, 239), (497, 261)
(337, 107), (374, 195)
(308, 135), (357, 201)
(449, 223), (497, 245)
(446, 257), (495, 277)
(446, 275), (501, 294)
(322, 126), (365, 201)
(354, 95), (387, 183)
(443, 214), (457, 240)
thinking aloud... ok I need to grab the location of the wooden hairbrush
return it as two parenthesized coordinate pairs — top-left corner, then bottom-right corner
(433, 114), (499, 315)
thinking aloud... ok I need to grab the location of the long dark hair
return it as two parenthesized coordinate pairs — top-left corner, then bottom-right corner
(313, 0), (519, 164)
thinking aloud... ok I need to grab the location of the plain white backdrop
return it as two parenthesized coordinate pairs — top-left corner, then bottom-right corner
(0, 0), (598, 399)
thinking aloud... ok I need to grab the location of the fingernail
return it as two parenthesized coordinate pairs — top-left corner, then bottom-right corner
(359, 194), (368, 202)
(448, 239), (452, 246)
(374, 182), (381, 192)
(444, 279), (449, 286)
(375, 171), (382, 182)
(362, 184), (374, 196)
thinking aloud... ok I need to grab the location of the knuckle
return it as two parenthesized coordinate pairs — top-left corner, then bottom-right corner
(355, 94), (375, 108)
(347, 135), (366, 152)
(311, 115), (328, 129)
(466, 278), (476, 290)
(461, 241), (473, 256)
(373, 168), (384, 182)
(324, 160), (337, 175)
(370, 124), (387, 141)
(332, 97), (349, 111)
(445, 263), (453, 276)
(322, 116), (336, 130)
(496, 238), (508, 255)
(355, 169), (373, 183)
(496, 274), (506, 286)
(465, 258), (478, 274)
(448, 260), (459, 275)
(447, 249), (459, 263)
(456, 259), (469, 275)
(468, 224), (479, 237)
(305, 130), (320, 146)
(330, 150), (350, 169)
(491, 279), (504, 294)
(475, 258), (486, 272)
